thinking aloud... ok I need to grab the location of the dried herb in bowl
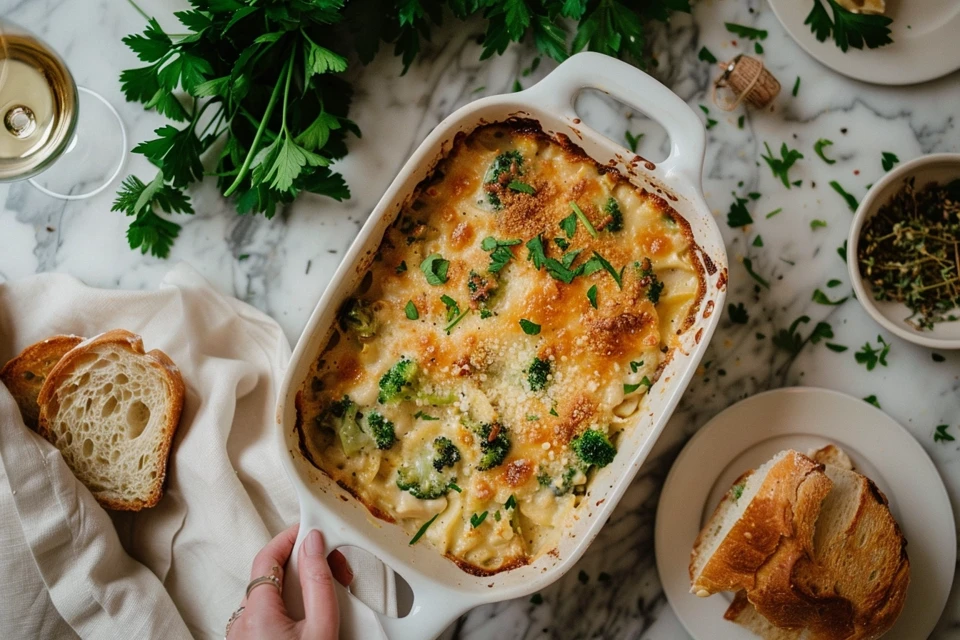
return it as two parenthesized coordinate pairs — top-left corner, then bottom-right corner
(857, 177), (960, 330)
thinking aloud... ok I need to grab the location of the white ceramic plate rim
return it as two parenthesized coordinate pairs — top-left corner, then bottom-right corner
(847, 153), (960, 349)
(766, 0), (960, 85)
(655, 387), (956, 640)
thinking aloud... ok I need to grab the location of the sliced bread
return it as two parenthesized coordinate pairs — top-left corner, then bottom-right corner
(36, 330), (185, 511)
(725, 590), (804, 640)
(689, 450), (832, 597)
(1, 335), (84, 429)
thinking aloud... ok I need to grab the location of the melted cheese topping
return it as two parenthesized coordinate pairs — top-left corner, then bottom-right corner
(297, 122), (704, 575)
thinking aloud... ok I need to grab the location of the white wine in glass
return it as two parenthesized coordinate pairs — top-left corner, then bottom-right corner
(0, 20), (126, 200)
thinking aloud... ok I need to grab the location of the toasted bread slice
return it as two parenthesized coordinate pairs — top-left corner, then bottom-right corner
(808, 444), (854, 471)
(36, 330), (185, 511)
(725, 590), (804, 640)
(689, 451), (832, 597)
(1, 335), (84, 429)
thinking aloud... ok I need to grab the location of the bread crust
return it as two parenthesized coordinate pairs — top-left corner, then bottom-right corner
(36, 329), (185, 511)
(1, 335), (84, 429)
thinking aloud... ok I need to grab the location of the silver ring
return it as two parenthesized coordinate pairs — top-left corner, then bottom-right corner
(224, 605), (244, 638)
(246, 574), (282, 598)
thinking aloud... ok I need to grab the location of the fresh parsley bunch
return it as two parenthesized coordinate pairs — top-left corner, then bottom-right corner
(115, 0), (690, 257)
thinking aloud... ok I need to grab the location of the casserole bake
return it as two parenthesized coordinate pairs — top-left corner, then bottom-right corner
(277, 52), (727, 638)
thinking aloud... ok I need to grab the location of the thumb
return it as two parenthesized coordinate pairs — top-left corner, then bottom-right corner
(299, 530), (340, 640)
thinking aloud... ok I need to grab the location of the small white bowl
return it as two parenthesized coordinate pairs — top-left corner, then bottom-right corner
(848, 153), (960, 350)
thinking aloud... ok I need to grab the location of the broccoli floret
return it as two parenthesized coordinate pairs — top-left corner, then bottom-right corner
(526, 357), (551, 391)
(338, 298), (378, 342)
(571, 429), (617, 468)
(366, 411), (396, 450)
(396, 440), (458, 500)
(537, 466), (582, 496)
(635, 258), (664, 305)
(321, 395), (372, 456)
(483, 151), (523, 209)
(476, 422), (510, 470)
(603, 197), (624, 232)
(467, 270), (498, 309)
(432, 436), (461, 471)
(378, 357), (418, 403)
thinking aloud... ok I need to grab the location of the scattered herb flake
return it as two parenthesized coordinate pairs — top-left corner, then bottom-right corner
(587, 284), (598, 308)
(766, 207), (783, 219)
(934, 424), (955, 443)
(420, 253), (450, 285)
(742, 257), (770, 289)
(409, 514), (439, 545)
(508, 180), (536, 194)
(405, 300), (419, 320)
(932, 353), (946, 363)
(762, 142), (804, 188)
(830, 180), (859, 211)
(881, 151), (899, 171)
(727, 194), (753, 228)
(519, 318), (541, 335)
(470, 511), (488, 528)
(792, 76), (801, 97)
(854, 335), (891, 371)
(813, 288), (848, 305)
(863, 395), (881, 408)
(810, 219), (828, 230)
(448, 482), (462, 492)
(530, 593), (544, 605)
(813, 138), (836, 165)
(578, 569), (590, 584)
(826, 343), (849, 352)
(753, 235), (763, 247)
(754, 42), (764, 54)
(728, 302), (749, 324)
(738, 115), (745, 129)
(571, 201), (598, 238)
(624, 130), (643, 152)
(827, 279), (843, 288)
(698, 46), (717, 63)
(396, 260), (408, 274)
(725, 23), (768, 40)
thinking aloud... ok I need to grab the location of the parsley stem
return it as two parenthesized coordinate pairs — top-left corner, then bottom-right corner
(222, 53), (292, 197)
(126, 0), (150, 21)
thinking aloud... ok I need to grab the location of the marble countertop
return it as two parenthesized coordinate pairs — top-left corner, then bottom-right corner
(2, 0), (958, 638)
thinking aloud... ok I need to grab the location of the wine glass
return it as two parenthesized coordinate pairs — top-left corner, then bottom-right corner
(0, 19), (126, 200)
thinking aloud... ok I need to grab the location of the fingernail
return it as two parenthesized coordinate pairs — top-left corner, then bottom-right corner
(304, 529), (323, 557)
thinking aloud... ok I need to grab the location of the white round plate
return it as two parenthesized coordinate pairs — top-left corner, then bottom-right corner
(655, 387), (955, 640)
(767, 0), (960, 85)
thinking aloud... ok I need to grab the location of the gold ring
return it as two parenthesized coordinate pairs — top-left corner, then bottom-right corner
(224, 605), (244, 638)
(245, 574), (282, 598)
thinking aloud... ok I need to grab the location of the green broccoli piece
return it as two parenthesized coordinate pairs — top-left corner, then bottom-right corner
(526, 357), (551, 391)
(338, 298), (378, 342)
(467, 270), (497, 309)
(396, 440), (458, 500)
(635, 258), (664, 305)
(366, 411), (396, 450)
(537, 466), (581, 496)
(603, 197), (624, 232)
(571, 429), (617, 468)
(378, 357), (418, 403)
(476, 422), (511, 471)
(322, 395), (372, 456)
(483, 151), (523, 209)
(432, 436), (461, 471)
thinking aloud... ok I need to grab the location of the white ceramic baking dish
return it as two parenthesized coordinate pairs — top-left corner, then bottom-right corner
(276, 51), (728, 639)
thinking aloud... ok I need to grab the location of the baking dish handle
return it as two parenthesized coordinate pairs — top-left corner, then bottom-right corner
(523, 51), (706, 198)
(284, 511), (471, 640)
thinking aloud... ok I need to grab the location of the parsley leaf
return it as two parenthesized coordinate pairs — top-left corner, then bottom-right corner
(409, 514), (439, 544)
(792, 76), (801, 97)
(810, 219), (828, 230)
(698, 46), (717, 63)
(813, 138), (836, 165)
(863, 395), (881, 408)
(762, 142), (804, 188)
(482, 237), (521, 273)
(590, 251), (622, 288)
(753, 235), (763, 247)
(725, 23), (767, 40)
(110, 173), (194, 258)
(742, 257), (770, 289)
(559, 212), (578, 238)
(826, 343), (849, 352)
(570, 202), (598, 238)
(830, 181), (859, 211)
(508, 180), (536, 194)
(805, 0), (893, 52)
(728, 302), (749, 324)
(519, 318), (541, 335)
(881, 151), (899, 171)
(812, 288), (848, 305)
(854, 335), (891, 371)
(773, 315), (810, 355)
(587, 284), (598, 308)
(727, 194), (753, 228)
(420, 253), (450, 285)
(470, 511), (488, 528)
(624, 130), (643, 152)
(405, 300), (419, 319)
(934, 424), (955, 443)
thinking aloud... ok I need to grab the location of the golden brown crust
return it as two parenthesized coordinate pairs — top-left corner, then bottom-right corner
(0, 335), (84, 429)
(36, 329), (185, 511)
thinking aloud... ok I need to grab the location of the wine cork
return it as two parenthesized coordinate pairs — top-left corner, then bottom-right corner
(712, 55), (781, 111)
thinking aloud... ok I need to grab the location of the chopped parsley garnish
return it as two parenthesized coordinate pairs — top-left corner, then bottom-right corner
(810, 219), (828, 230)
(587, 284), (598, 308)
(698, 46), (717, 63)
(934, 424), (955, 443)
(505, 494), (517, 509)
(592, 251), (622, 288)
(508, 180), (536, 194)
(530, 593), (544, 605)
(738, 115), (745, 129)
(441, 295), (460, 321)
(396, 260), (408, 274)
(727, 194), (753, 228)
(728, 302), (749, 324)
(813, 138), (836, 164)
(742, 257), (770, 289)
(481, 236), (521, 273)
(881, 151), (899, 171)
(830, 180), (859, 211)
(629, 360), (644, 373)
(624, 377), (651, 394)
(792, 76), (801, 97)
(494, 510), (502, 520)
(826, 343), (848, 352)
(731, 483), (745, 501)
(570, 201), (598, 238)
(773, 315), (811, 355)
(754, 42), (764, 55)
(414, 410), (440, 420)
(448, 482), (462, 492)
(753, 235), (764, 247)
(519, 318), (541, 335)
(838, 240), (848, 262)
(762, 142), (804, 188)
(805, 0), (893, 52)
(812, 288), (848, 305)
(409, 514), (439, 545)
(725, 22), (767, 40)
(603, 197), (624, 232)
(932, 353), (946, 363)
(863, 395), (881, 408)
(405, 300), (419, 320)
(635, 258), (663, 302)
(765, 208), (783, 219)
(445, 308), (470, 333)
(554, 236), (570, 250)
(559, 212), (578, 238)
(578, 569), (590, 584)
(526, 235), (582, 284)
(855, 336), (891, 371)
(470, 511), (488, 528)
(624, 130), (643, 152)
(420, 253), (450, 285)
(526, 415), (539, 421)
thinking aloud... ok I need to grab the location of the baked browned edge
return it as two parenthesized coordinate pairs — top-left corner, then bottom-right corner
(1, 335), (85, 430)
(295, 118), (711, 576)
(36, 329), (185, 511)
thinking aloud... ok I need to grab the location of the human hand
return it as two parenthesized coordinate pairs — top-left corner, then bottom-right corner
(227, 524), (353, 640)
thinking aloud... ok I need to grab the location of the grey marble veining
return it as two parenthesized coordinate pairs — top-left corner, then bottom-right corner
(1, 0), (958, 638)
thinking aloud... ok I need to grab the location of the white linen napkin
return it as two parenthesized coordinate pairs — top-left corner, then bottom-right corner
(0, 264), (392, 639)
